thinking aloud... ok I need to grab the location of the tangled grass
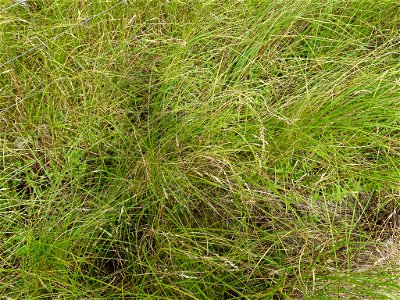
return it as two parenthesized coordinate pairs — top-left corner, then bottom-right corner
(1, 0), (400, 298)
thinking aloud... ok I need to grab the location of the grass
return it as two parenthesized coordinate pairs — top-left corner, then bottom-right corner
(1, 0), (400, 298)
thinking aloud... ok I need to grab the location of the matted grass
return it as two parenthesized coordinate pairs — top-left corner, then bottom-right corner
(1, 0), (400, 298)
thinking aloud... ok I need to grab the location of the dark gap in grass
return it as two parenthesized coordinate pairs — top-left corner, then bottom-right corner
(360, 191), (400, 240)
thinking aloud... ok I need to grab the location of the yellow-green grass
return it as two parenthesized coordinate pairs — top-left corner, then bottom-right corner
(1, 0), (400, 298)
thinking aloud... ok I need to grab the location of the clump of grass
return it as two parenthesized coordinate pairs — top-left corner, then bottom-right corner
(1, 0), (400, 298)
